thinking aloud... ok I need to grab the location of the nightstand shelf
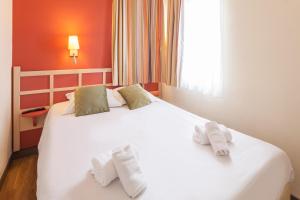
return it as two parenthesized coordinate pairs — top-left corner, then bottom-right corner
(22, 109), (48, 126)
(150, 90), (160, 97)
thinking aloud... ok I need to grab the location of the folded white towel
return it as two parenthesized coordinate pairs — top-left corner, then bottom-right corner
(193, 126), (209, 145)
(205, 121), (230, 156)
(194, 124), (232, 145)
(112, 145), (147, 198)
(91, 152), (118, 187)
(91, 146), (139, 187)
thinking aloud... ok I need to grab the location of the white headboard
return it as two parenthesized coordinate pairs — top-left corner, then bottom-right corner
(13, 66), (112, 152)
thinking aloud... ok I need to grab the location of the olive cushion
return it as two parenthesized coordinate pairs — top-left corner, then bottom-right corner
(75, 85), (109, 116)
(118, 84), (151, 110)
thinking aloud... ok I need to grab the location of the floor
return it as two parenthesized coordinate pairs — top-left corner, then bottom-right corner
(0, 155), (37, 200)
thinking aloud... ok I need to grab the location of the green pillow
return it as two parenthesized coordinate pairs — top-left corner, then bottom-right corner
(118, 84), (151, 110)
(75, 85), (109, 117)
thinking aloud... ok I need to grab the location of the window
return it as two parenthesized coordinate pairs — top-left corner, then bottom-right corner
(179, 0), (223, 96)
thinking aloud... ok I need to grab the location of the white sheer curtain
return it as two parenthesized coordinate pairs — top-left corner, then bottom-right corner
(179, 0), (223, 96)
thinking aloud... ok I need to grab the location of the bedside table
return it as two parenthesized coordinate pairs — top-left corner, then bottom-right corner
(150, 90), (160, 97)
(22, 109), (48, 126)
(20, 108), (49, 149)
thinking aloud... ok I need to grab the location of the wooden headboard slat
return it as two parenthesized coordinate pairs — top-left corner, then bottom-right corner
(20, 68), (112, 77)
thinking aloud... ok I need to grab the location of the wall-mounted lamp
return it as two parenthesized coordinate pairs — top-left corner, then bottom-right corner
(68, 35), (80, 64)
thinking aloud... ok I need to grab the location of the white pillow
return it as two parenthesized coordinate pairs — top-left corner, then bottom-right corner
(107, 89), (126, 107)
(65, 87), (158, 102)
(63, 99), (75, 115)
(145, 90), (159, 102)
(63, 88), (127, 115)
(65, 92), (74, 101)
(111, 87), (126, 105)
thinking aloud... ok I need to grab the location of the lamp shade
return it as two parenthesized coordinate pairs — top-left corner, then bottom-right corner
(68, 35), (80, 50)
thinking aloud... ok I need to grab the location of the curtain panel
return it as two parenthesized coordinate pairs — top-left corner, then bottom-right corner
(112, 0), (163, 86)
(160, 0), (182, 87)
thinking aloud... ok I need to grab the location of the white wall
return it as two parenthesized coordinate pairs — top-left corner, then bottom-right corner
(0, 0), (12, 178)
(162, 0), (300, 197)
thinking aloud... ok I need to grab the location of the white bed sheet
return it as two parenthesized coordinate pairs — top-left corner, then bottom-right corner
(37, 100), (294, 200)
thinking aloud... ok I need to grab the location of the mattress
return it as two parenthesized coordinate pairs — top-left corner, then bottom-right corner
(37, 99), (294, 200)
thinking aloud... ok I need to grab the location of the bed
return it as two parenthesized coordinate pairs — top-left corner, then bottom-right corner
(37, 98), (294, 200)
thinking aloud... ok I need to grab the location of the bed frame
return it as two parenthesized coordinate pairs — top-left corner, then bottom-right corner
(13, 66), (291, 199)
(13, 66), (113, 152)
(13, 66), (160, 152)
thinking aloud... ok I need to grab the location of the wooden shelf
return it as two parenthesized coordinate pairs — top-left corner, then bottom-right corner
(150, 90), (160, 97)
(22, 109), (48, 126)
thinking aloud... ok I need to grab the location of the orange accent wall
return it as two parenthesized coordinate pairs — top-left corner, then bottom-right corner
(13, 0), (112, 71)
(13, 0), (159, 150)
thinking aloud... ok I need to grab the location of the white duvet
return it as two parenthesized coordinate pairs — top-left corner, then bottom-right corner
(37, 100), (293, 200)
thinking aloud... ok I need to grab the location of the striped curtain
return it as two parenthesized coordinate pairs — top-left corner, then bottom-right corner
(160, 0), (182, 87)
(112, 0), (163, 86)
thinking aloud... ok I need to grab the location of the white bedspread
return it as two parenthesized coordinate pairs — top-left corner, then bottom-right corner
(37, 100), (293, 200)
